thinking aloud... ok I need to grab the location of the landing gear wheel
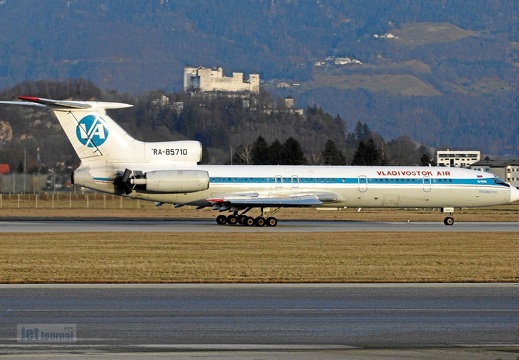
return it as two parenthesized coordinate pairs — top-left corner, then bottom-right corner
(216, 215), (227, 225)
(237, 215), (247, 225)
(254, 217), (266, 227)
(244, 216), (255, 226)
(266, 217), (278, 227)
(443, 216), (454, 226)
(227, 215), (238, 225)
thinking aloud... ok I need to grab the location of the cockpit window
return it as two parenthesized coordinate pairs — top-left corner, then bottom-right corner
(493, 177), (509, 187)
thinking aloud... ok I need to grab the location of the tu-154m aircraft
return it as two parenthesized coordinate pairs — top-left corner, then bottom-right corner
(1, 96), (518, 226)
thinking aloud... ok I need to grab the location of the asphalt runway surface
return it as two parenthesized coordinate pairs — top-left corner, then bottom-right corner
(1, 219), (518, 359)
(1, 219), (519, 232)
(0, 284), (518, 359)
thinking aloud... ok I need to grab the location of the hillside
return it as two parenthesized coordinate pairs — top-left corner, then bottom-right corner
(0, 0), (518, 157)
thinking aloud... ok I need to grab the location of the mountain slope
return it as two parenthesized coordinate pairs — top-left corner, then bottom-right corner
(0, 0), (518, 156)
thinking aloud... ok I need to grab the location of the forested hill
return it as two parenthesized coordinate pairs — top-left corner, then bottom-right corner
(0, 80), (431, 172)
(0, 1), (518, 157)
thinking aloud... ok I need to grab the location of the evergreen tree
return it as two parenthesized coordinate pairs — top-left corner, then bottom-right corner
(282, 137), (306, 165)
(251, 136), (270, 165)
(353, 121), (372, 146)
(351, 141), (366, 165)
(268, 139), (284, 165)
(321, 140), (346, 165)
(362, 123), (371, 142)
(351, 138), (382, 165)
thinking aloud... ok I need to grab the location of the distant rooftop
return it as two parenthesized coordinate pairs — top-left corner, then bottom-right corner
(471, 159), (519, 167)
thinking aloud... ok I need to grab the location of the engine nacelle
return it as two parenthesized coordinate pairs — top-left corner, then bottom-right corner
(72, 166), (115, 194)
(131, 169), (209, 193)
(71, 167), (92, 187)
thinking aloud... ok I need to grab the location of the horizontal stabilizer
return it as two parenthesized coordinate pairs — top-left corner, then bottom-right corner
(0, 96), (133, 110)
(17, 96), (92, 109)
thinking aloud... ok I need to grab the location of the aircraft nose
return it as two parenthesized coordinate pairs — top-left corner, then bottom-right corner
(510, 185), (519, 203)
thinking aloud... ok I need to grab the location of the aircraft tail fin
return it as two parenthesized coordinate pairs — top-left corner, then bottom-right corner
(5, 96), (144, 163)
(1, 96), (203, 167)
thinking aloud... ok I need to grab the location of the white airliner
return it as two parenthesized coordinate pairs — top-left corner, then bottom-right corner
(2, 96), (518, 226)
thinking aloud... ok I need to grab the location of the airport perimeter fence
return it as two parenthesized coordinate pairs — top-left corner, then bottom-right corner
(0, 174), (49, 194)
(0, 174), (151, 210)
(0, 192), (153, 210)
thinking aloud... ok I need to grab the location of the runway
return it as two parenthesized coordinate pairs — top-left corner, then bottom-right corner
(1, 219), (519, 232)
(0, 284), (518, 359)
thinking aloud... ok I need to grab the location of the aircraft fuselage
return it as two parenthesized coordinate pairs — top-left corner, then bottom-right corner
(79, 164), (513, 209)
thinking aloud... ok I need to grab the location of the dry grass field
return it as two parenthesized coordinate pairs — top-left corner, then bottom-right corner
(311, 72), (441, 96)
(391, 22), (477, 46)
(0, 232), (518, 284)
(0, 194), (518, 283)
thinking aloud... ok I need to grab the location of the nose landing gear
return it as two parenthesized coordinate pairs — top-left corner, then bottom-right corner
(443, 216), (455, 226)
(442, 207), (455, 226)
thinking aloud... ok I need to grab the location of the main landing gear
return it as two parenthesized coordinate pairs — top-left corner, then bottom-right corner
(216, 214), (278, 227)
(215, 207), (280, 227)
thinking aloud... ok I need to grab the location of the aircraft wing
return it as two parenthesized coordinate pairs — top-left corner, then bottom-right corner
(207, 191), (339, 208)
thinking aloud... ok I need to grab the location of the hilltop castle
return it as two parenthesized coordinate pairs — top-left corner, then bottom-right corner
(183, 66), (260, 94)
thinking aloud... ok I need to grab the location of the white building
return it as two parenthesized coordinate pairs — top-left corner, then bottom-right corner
(184, 66), (260, 94)
(471, 159), (519, 188)
(436, 150), (480, 168)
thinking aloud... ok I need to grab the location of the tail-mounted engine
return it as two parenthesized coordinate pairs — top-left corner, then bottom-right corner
(114, 168), (209, 195)
(113, 168), (134, 195)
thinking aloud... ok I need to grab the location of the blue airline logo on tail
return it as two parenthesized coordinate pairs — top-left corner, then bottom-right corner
(76, 115), (108, 147)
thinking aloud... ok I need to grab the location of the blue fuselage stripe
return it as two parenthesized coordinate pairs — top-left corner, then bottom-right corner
(93, 175), (507, 188)
(208, 177), (504, 187)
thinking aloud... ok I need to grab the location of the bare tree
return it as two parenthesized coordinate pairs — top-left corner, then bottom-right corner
(232, 143), (254, 165)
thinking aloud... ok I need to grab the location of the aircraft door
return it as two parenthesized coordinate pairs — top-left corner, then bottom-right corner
(291, 175), (299, 189)
(275, 175), (283, 188)
(423, 177), (431, 192)
(358, 176), (368, 192)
